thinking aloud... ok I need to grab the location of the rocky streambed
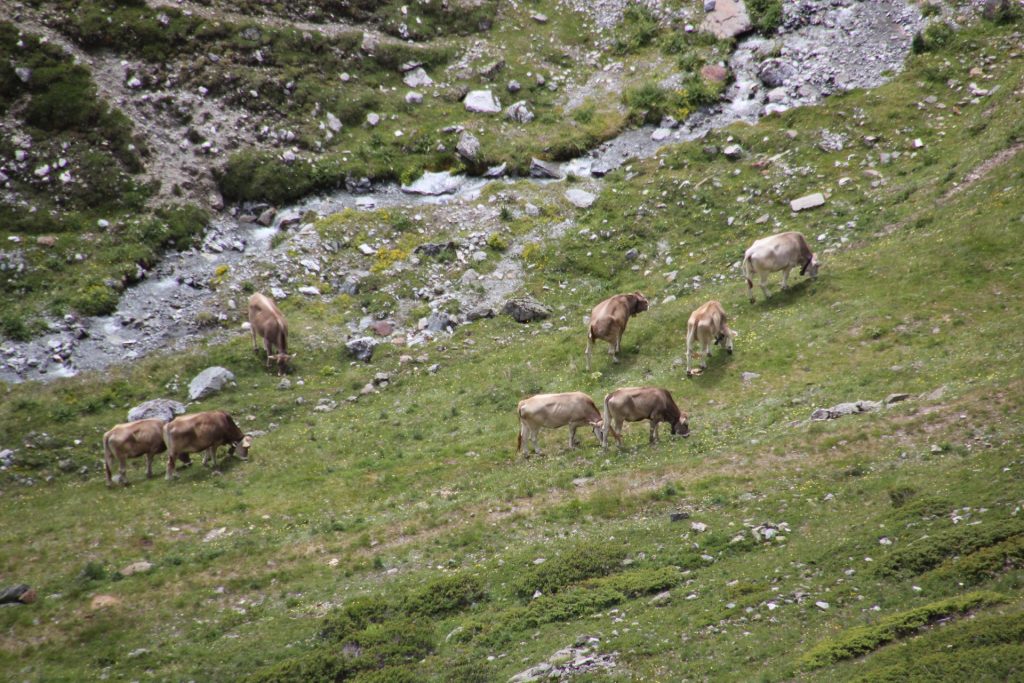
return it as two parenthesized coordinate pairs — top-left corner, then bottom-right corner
(0, 0), (922, 384)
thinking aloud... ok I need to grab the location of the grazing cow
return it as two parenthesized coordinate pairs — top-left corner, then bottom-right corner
(602, 387), (689, 448)
(163, 411), (252, 480)
(585, 292), (649, 370)
(248, 292), (290, 374)
(686, 300), (737, 376)
(517, 392), (604, 455)
(742, 231), (819, 303)
(103, 418), (167, 486)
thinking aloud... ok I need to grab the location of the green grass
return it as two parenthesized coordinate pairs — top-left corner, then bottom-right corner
(1, 14), (1024, 683)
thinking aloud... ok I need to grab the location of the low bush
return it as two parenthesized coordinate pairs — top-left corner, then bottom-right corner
(747, 0), (784, 33)
(402, 574), (485, 618)
(512, 541), (628, 598)
(876, 518), (1024, 578)
(925, 535), (1024, 586)
(912, 22), (956, 54)
(799, 591), (1006, 669)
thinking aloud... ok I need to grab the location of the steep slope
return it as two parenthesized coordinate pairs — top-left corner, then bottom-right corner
(1, 8), (1023, 683)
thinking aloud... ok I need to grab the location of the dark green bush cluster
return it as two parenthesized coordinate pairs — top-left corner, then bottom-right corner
(876, 518), (1024, 578)
(925, 535), (1024, 587)
(401, 574), (485, 618)
(69, 284), (121, 317)
(912, 22), (957, 54)
(747, 0), (784, 34)
(613, 6), (661, 55)
(800, 591), (1006, 669)
(622, 82), (685, 124)
(65, 1), (205, 62)
(512, 542), (628, 598)
(218, 151), (329, 205)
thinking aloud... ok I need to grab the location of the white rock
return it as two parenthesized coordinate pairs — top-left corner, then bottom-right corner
(565, 189), (597, 209)
(790, 192), (826, 212)
(402, 67), (433, 88)
(464, 90), (501, 114)
(325, 112), (342, 132)
(358, 243), (376, 255)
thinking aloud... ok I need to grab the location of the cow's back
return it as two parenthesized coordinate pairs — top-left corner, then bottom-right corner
(520, 392), (599, 427)
(107, 418), (166, 455)
(589, 297), (627, 338)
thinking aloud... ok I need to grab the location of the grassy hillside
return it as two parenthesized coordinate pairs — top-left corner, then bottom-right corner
(1, 15), (1024, 683)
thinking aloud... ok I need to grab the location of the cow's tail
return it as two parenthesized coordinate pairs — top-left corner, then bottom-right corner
(601, 394), (618, 444)
(516, 405), (523, 453)
(102, 432), (113, 483)
(742, 253), (753, 288)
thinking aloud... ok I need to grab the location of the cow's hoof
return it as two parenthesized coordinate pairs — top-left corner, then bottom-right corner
(165, 473), (178, 481)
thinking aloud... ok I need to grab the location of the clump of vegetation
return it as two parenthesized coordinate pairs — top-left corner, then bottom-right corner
(800, 591), (1006, 669)
(612, 6), (661, 55)
(876, 518), (1024, 578)
(912, 22), (957, 53)
(401, 574), (485, 617)
(622, 82), (687, 124)
(512, 541), (628, 598)
(925, 535), (1024, 587)
(485, 233), (509, 251)
(747, 0), (784, 34)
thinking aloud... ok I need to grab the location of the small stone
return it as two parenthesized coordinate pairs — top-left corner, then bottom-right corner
(325, 112), (342, 132)
(506, 100), (535, 124)
(346, 337), (377, 362)
(507, 80), (521, 93)
(464, 90), (501, 114)
(884, 392), (911, 405)
(90, 595), (122, 610)
(529, 158), (561, 179)
(723, 144), (744, 159)
(188, 367), (236, 401)
(366, 112), (380, 126)
(402, 67), (433, 88)
(741, 372), (760, 383)
(815, 601), (829, 610)
(565, 189), (596, 209)
(670, 511), (690, 522)
(456, 131), (481, 162)
(358, 243), (376, 256)
(691, 521), (708, 532)
(700, 64), (729, 83)
(503, 296), (551, 323)
(361, 31), (380, 54)
(530, 12), (548, 23)
(650, 591), (671, 606)
(405, 91), (423, 104)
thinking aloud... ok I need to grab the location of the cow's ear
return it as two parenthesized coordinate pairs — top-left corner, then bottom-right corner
(730, 329), (739, 338)
(241, 436), (253, 448)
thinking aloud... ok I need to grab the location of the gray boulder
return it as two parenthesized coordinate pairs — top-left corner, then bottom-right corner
(464, 90), (501, 113)
(506, 100), (535, 124)
(421, 312), (456, 333)
(188, 367), (236, 401)
(346, 337), (377, 362)
(456, 131), (481, 162)
(758, 59), (796, 88)
(483, 163), (507, 178)
(503, 296), (551, 323)
(701, 0), (752, 39)
(402, 67), (433, 88)
(565, 189), (596, 209)
(128, 399), (186, 423)
(529, 158), (562, 179)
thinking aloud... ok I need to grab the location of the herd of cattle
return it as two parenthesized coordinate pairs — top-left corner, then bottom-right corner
(102, 231), (818, 484)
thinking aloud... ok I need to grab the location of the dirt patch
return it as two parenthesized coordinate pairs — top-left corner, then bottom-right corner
(941, 142), (1024, 202)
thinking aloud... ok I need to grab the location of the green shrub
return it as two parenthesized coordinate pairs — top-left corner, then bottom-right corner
(622, 82), (686, 124)
(856, 643), (1024, 682)
(69, 284), (120, 316)
(218, 151), (331, 204)
(402, 574), (485, 618)
(800, 591), (1006, 669)
(877, 518), (1024, 578)
(346, 619), (435, 668)
(747, 0), (784, 33)
(486, 233), (509, 251)
(596, 567), (681, 597)
(320, 595), (392, 642)
(912, 22), (956, 54)
(925, 535), (1024, 586)
(888, 485), (917, 508)
(512, 542), (628, 598)
(612, 6), (661, 55)
(246, 650), (354, 683)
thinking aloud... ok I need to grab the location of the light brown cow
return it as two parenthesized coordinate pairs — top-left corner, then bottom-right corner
(686, 300), (737, 376)
(517, 392), (604, 455)
(248, 292), (290, 374)
(585, 292), (649, 370)
(742, 231), (819, 303)
(103, 418), (167, 486)
(163, 411), (252, 480)
(602, 386), (689, 448)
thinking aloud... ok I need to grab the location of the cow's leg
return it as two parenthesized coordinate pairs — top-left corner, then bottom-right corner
(569, 425), (579, 449)
(531, 427), (541, 455)
(747, 274), (756, 303)
(117, 455), (128, 486)
(614, 418), (625, 447)
(686, 331), (693, 376)
(759, 271), (770, 300)
(207, 446), (218, 470)
(251, 326), (259, 353)
(781, 267), (791, 290)
(701, 341), (711, 369)
(166, 452), (178, 480)
(650, 420), (659, 444)
(145, 453), (154, 479)
(612, 332), (621, 363)
(585, 337), (593, 371)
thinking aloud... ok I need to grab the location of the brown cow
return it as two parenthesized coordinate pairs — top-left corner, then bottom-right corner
(742, 231), (819, 303)
(517, 392), (604, 455)
(686, 300), (737, 376)
(103, 418), (167, 486)
(585, 292), (649, 370)
(248, 292), (290, 375)
(163, 411), (252, 480)
(601, 387), (689, 448)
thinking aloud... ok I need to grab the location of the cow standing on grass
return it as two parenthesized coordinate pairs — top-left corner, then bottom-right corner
(686, 300), (737, 376)
(103, 418), (167, 486)
(585, 292), (649, 370)
(602, 387), (689, 448)
(163, 411), (252, 480)
(742, 231), (819, 303)
(248, 292), (291, 375)
(517, 392), (604, 455)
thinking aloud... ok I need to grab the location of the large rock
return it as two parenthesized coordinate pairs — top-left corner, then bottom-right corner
(188, 367), (235, 401)
(529, 158), (562, 179)
(456, 131), (481, 162)
(401, 171), (465, 196)
(503, 296), (551, 323)
(420, 312), (456, 333)
(758, 59), (797, 88)
(464, 90), (501, 114)
(701, 0), (752, 39)
(565, 189), (597, 209)
(128, 399), (186, 423)
(346, 337), (377, 362)
(402, 67), (433, 88)
(361, 31), (379, 54)
(700, 64), (730, 83)
(506, 100), (535, 123)
(790, 192), (826, 212)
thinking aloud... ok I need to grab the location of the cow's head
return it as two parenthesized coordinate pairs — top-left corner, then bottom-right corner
(672, 414), (690, 438)
(231, 435), (253, 461)
(590, 419), (605, 443)
(631, 292), (650, 315)
(801, 253), (820, 278)
(715, 327), (738, 355)
(269, 353), (292, 375)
